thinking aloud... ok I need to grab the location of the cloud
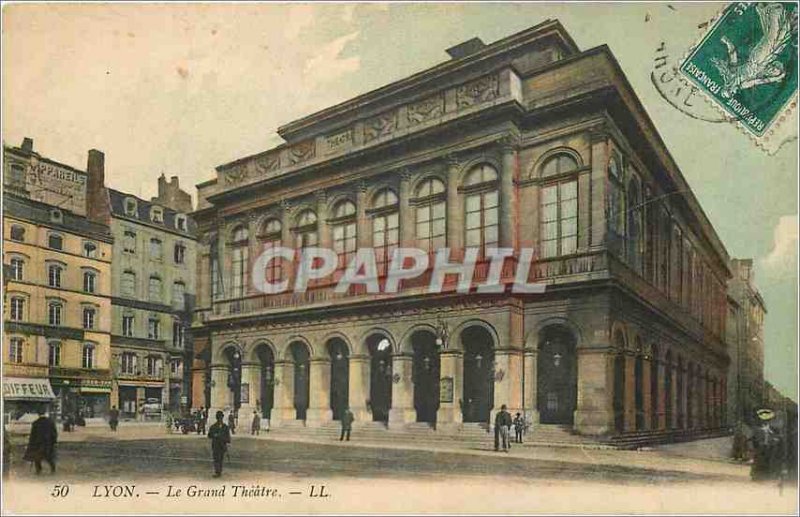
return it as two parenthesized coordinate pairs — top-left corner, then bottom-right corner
(303, 31), (361, 85)
(761, 214), (798, 274)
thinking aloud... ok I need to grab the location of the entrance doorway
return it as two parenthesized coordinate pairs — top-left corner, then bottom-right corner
(255, 345), (275, 419)
(411, 330), (440, 424)
(461, 326), (494, 423)
(537, 326), (577, 425)
(367, 335), (392, 422)
(223, 346), (242, 411)
(327, 338), (349, 421)
(289, 342), (310, 420)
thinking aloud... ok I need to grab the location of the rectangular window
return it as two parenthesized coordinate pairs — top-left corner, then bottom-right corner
(48, 342), (61, 366)
(10, 298), (25, 321)
(48, 234), (63, 250)
(121, 272), (136, 297)
(211, 249), (220, 301)
(171, 359), (182, 375)
(174, 244), (185, 264)
(148, 318), (161, 340)
(150, 239), (163, 260)
(540, 180), (578, 258)
(82, 345), (95, 369)
(83, 271), (96, 293)
(147, 356), (163, 377)
(121, 353), (137, 375)
(172, 282), (185, 310)
(172, 322), (184, 348)
(123, 231), (137, 253)
(122, 315), (135, 337)
(9, 258), (24, 281)
(83, 307), (96, 329)
(149, 277), (161, 301)
(415, 201), (446, 253)
(9, 338), (23, 363)
(48, 303), (63, 326)
(48, 265), (62, 288)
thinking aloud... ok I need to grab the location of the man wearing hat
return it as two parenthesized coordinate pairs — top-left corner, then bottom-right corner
(23, 407), (58, 475)
(494, 404), (513, 452)
(751, 408), (781, 481)
(207, 410), (232, 477)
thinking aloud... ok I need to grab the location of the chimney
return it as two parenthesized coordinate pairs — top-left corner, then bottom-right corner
(21, 137), (33, 152)
(86, 149), (111, 225)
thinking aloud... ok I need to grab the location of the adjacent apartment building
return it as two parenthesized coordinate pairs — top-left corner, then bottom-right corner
(108, 176), (196, 419)
(726, 258), (767, 426)
(3, 138), (114, 423)
(191, 21), (731, 440)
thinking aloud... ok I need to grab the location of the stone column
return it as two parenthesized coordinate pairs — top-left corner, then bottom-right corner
(239, 363), (261, 417)
(624, 353), (636, 432)
(656, 359), (667, 430)
(523, 348), (539, 425)
(588, 126), (608, 249)
(446, 156), (463, 255)
(680, 366), (689, 430)
(280, 200), (296, 288)
(436, 350), (463, 431)
(316, 191), (331, 250)
(670, 363), (679, 429)
(575, 348), (614, 436)
(209, 364), (231, 415)
(270, 361), (295, 427)
(642, 356), (652, 431)
(399, 170), (414, 248)
(356, 182), (370, 249)
(348, 355), (371, 425)
(499, 138), (518, 249)
(492, 349), (522, 420)
(388, 354), (415, 427)
(306, 358), (333, 427)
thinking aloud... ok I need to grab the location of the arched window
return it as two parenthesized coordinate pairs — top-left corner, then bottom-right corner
(260, 218), (283, 284)
(294, 210), (318, 249)
(463, 163), (499, 255)
(9, 257), (24, 281)
(230, 225), (249, 298)
(9, 338), (24, 364)
(148, 276), (162, 301)
(414, 178), (446, 253)
(541, 153), (579, 177)
(82, 344), (96, 369)
(10, 225), (25, 242)
(150, 207), (164, 224)
(124, 198), (138, 216)
(541, 167), (578, 258)
(371, 189), (399, 274)
(331, 201), (357, 270)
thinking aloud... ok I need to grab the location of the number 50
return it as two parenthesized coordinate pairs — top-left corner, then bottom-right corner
(51, 485), (69, 497)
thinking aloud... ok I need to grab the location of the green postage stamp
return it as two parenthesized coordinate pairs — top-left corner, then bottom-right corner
(680, 2), (798, 148)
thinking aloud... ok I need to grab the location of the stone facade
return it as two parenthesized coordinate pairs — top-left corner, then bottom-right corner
(191, 21), (731, 439)
(3, 140), (114, 423)
(108, 188), (197, 418)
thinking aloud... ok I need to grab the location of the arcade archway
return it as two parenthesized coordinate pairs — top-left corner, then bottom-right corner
(461, 326), (494, 423)
(537, 325), (577, 425)
(288, 341), (310, 420)
(366, 334), (392, 422)
(327, 338), (350, 421)
(410, 330), (440, 424)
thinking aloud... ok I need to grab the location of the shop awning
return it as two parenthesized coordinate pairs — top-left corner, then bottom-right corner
(3, 377), (56, 401)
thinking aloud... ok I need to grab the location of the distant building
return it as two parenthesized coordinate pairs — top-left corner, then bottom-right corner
(3, 139), (113, 423)
(726, 258), (766, 426)
(108, 187), (197, 419)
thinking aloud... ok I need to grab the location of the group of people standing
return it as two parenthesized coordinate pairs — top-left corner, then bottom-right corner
(494, 405), (529, 452)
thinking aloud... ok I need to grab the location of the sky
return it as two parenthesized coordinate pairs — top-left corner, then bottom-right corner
(2, 2), (797, 399)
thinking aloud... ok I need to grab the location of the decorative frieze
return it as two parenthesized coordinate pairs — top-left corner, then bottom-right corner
(254, 152), (281, 175)
(288, 140), (316, 165)
(325, 128), (354, 154)
(364, 110), (398, 143)
(456, 74), (500, 109)
(407, 94), (444, 125)
(223, 163), (249, 185)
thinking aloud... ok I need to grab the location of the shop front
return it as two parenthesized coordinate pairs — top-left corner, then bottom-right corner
(2, 377), (56, 425)
(50, 377), (111, 423)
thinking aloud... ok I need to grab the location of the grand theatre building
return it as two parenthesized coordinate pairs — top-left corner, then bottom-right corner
(192, 21), (730, 440)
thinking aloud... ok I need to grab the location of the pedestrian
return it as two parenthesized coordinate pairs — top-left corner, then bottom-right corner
(513, 412), (524, 444)
(62, 414), (73, 433)
(750, 409), (782, 481)
(251, 411), (261, 436)
(23, 408), (58, 475)
(227, 411), (236, 435)
(109, 406), (120, 432)
(194, 409), (203, 435)
(207, 410), (231, 478)
(340, 407), (354, 441)
(494, 404), (512, 452)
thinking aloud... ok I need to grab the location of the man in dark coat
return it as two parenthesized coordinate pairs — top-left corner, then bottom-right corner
(109, 406), (120, 432)
(494, 404), (512, 452)
(24, 408), (58, 474)
(207, 411), (231, 477)
(340, 408), (354, 441)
